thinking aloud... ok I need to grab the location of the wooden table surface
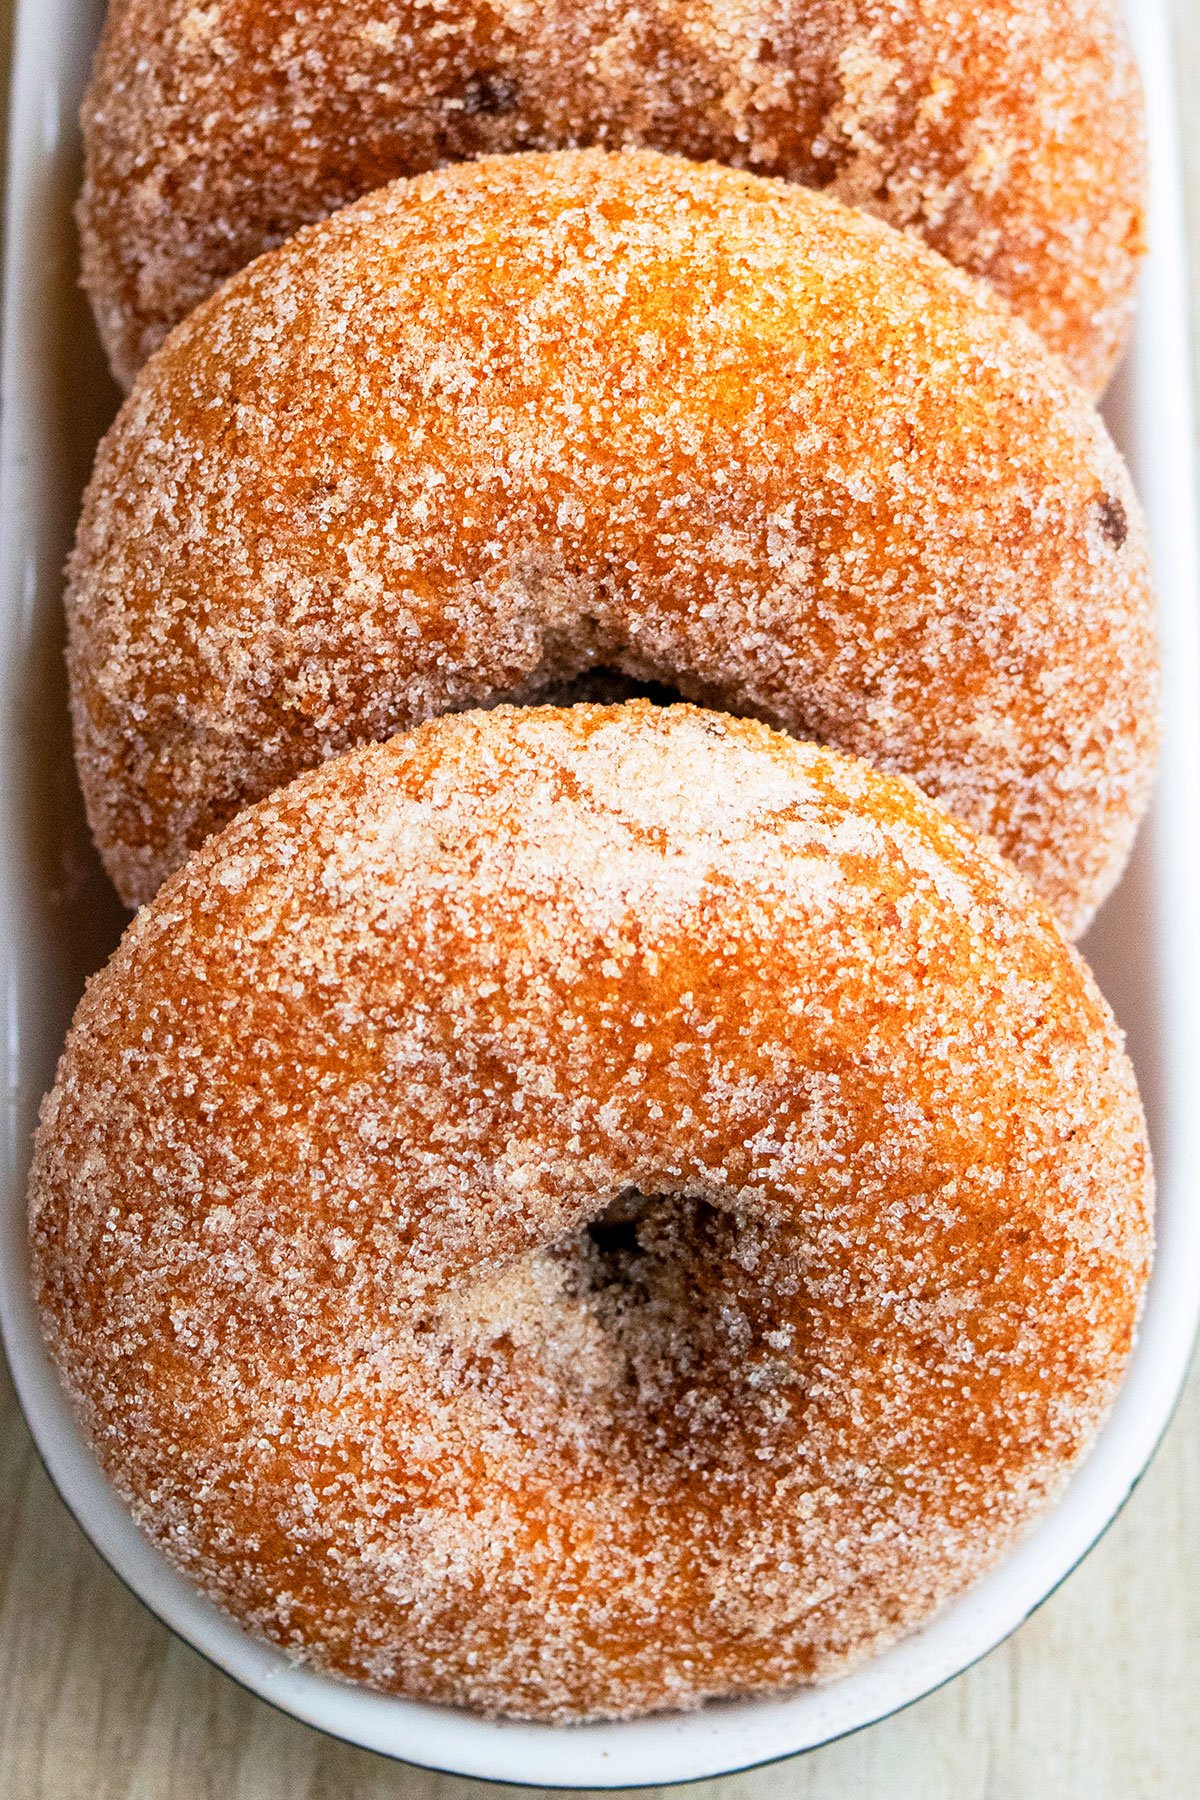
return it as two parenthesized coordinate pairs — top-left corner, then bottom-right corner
(2, 5), (1198, 1796)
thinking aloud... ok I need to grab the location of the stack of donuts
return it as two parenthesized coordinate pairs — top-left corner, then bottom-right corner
(30, 0), (1157, 1720)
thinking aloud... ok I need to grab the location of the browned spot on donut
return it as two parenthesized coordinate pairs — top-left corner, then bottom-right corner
(462, 72), (519, 117)
(1097, 493), (1129, 547)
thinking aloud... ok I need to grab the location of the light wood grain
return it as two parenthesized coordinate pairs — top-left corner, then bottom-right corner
(2, 3), (1198, 1795)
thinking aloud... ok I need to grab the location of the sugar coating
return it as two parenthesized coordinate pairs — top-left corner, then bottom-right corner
(67, 149), (1159, 928)
(79, 0), (1146, 391)
(30, 704), (1153, 1720)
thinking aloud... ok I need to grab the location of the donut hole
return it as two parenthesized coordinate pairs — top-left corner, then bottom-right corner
(584, 1186), (654, 1263)
(569, 1189), (702, 1314)
(585, 1212), (643, 1257)
(527, 668), (687, 710)
(538, 1191), (803, 1459)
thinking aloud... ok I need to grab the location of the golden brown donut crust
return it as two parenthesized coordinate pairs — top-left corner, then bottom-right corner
(30, 705), (1153, 1719)
(67, 151), (1158, 928)
(79, 0), (1146, 391)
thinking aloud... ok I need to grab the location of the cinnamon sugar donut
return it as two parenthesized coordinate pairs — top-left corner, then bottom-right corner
(79, 0), (1146, 391)
(30, 704), (1153, 1719)
(67, 151), (1158, 929)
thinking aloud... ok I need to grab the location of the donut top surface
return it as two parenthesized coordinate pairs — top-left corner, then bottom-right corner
(80, 0), (1146, 389)
(31, 705), (1153, 1717)
(68, 150), (1158, 929)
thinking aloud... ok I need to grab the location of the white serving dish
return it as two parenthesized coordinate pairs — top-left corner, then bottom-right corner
(0, 0), (1196, 1786)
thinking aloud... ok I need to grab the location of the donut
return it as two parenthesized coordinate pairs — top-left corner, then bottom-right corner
(79, 0), (1146, 390)
(30, 703), (1153, 1719)
(67, 150), (1158, 930)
